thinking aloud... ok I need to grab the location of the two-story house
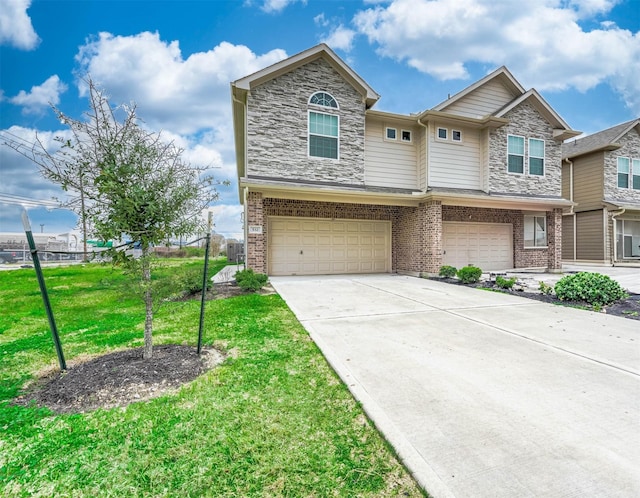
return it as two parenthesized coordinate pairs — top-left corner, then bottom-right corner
(231, 44), (579, 276)
(562, 119), (640, 264)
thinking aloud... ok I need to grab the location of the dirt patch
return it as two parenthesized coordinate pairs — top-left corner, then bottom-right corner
(434, 277), (640, 320)
(13, 345), (226, 414)
(177, 281), (276, 301)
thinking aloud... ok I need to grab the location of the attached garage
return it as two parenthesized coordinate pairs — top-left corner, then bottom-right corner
(443, 222), (512, 271)
(268, 217), (391, 275)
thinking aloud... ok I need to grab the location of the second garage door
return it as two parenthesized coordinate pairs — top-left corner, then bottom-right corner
(269, 217), (391, 276)
(443, 222), (513, 271)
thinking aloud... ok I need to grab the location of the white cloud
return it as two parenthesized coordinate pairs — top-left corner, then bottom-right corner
(74, 33), (287, 135)
(322, 25), (357, 52)
(9, 75), (68, 114)
(353, 0), (640, 113)
(0, 0), (39, 50)
(261, 0), (306, 13)
(314, 13), (329, 27)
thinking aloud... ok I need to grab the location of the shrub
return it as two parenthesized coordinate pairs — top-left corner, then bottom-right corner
(235, 268), (268, 292)
(439, 265), (457, 278)
(495, 276), (516, 289)
(456, 265), (482, 284)
(554, 272), (627, 306)
(538, 281), (554, 295)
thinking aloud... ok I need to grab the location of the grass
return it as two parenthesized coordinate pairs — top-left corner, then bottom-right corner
(0, 260), (424, 497)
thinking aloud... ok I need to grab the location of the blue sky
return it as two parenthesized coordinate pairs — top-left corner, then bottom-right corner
(1, 0), (639, 239)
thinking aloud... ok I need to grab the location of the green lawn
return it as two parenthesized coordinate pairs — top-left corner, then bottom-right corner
(0, 261), (424, 497)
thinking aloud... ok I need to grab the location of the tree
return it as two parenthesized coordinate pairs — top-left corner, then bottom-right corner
(10, 80), (220, 359)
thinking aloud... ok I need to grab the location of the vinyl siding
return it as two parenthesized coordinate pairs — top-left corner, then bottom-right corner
(442, 79), (516, 117)
(428, 126), (482, 189)
(364, 118), (418, 189)
(562, 214), (575, 260)
(572, 151), (605, 211)
(418, 127), (427, 190)
(561, 162), (572, 200)
(576, 210), (605, 260)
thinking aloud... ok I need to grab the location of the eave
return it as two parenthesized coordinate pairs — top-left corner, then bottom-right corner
(417, 110), (509, 130)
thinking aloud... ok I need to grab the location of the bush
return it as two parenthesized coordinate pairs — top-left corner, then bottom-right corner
(439, 265), (457, 278)
(554, 272), (627, 306)
(456, 265), (482, 284)
(538, 281), (554, 295)
(495, 276), (516, 289)
(235, 268), (268, 292)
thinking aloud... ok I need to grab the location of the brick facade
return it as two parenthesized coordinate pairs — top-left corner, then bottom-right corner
(244, 196), (563, 275)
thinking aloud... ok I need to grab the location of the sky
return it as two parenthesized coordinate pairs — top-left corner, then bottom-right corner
(1, 0), (639, 240)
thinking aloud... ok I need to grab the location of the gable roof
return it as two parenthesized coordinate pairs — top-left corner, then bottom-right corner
(495, 89), (581, 141)
(232, 44), (380, 107)
(432, 66), (525, 112)
(562, 119), (640, 159)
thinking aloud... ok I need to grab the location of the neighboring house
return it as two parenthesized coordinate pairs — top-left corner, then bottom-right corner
(231, 44), (579, 276)
(562, 119), (640, 264)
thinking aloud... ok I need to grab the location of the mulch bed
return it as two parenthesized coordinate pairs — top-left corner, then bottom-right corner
(433, 277), (640, 320)
(13, 345), (225, 414)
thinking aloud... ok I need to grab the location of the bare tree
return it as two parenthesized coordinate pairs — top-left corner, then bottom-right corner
(7, 79), (220, 359)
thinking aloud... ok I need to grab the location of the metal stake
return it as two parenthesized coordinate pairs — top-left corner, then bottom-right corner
(197, 212), (213, 355)
(22, 209), (66, 370)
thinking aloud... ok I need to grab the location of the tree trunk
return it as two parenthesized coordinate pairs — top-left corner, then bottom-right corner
(142, 247), (153, 359)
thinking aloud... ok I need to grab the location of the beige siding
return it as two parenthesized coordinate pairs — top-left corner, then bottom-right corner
(576, 210), (605, 260)
(572, 152), (604, 211)
(442, 79), (516, 117)
(561, 162), (572, 200)
(429, 126), (482, 189)
(418, 127), (427, 190)
(562, 214), (575, 260)
(364, 118), (418, 189)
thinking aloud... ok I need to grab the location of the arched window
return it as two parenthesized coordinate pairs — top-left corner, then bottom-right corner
(308, 92), (339, 159)
(309, 92), (338, 108)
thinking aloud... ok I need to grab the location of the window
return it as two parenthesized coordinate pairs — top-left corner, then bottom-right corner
(529, 138), (545, 176)
(309, 111), (338, 159)
(437, 127), (447, 140)
(309, 92), (338, 108)
(508, 135), (525, 174)
(452, 130), (462, 142)
(633, 159), (640, 190)
(524, 215), (547, 248)
(618, 157), (630, 188)
(386, 127), (397, 140)
(401, 130), (412, 142)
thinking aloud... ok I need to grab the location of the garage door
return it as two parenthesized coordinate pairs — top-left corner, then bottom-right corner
(443, 222), (512, 271)
(269, 217), (391, 275)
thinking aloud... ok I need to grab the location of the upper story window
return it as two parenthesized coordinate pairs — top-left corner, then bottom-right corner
(386, 127), (397, 140)
(437, 127), (448, 140)
(529, 138), (545, 176)
(308, 92), (339, 159)
(309, 92), (338, 108)
(452, 130), (462, 142)
(309, 111), (338, 159)
(617, 157), (640, 189)
(401, 130), (412, 142)
(507, 135), (525, 174)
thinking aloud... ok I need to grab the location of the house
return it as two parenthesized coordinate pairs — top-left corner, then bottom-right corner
(231, 44), (580, 276)
(562, 119), (640, 264)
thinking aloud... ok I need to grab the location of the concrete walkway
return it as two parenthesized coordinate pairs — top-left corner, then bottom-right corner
(271, 274), (640, 498)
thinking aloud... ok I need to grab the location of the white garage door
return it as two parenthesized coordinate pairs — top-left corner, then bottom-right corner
(269, 217), (391, 276)
(443, 222), (512, 271)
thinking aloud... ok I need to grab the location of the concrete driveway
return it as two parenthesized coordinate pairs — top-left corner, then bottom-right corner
(271, 274), (640, 498)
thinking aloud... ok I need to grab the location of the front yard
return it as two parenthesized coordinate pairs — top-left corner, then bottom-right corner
(0, 262), (424, 497)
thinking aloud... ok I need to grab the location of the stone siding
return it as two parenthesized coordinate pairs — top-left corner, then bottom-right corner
(246, 58), (366, 185)
(488, 101), (562, 196)
(604, 128), (640, 203)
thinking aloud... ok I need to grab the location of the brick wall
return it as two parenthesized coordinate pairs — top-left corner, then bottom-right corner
(246, 192), (265, 273)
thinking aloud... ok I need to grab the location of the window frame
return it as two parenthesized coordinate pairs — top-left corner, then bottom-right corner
(528, 138), (545, 176)
(632, 158), (640, 190)
(437, 127), (448, 141)
(507, 134), (525, 175)
(401, 129), (412, 143)
(385, 127), (397, 141)
(451, 129), (462, 143)
(617, 157), (630, 188)
(524, 214), (548, 249)
(308, 91), (339, 109)
(308, 110), (339, 160)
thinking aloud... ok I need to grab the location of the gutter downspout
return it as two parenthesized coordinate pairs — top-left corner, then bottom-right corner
(610, 207), (626, 265)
